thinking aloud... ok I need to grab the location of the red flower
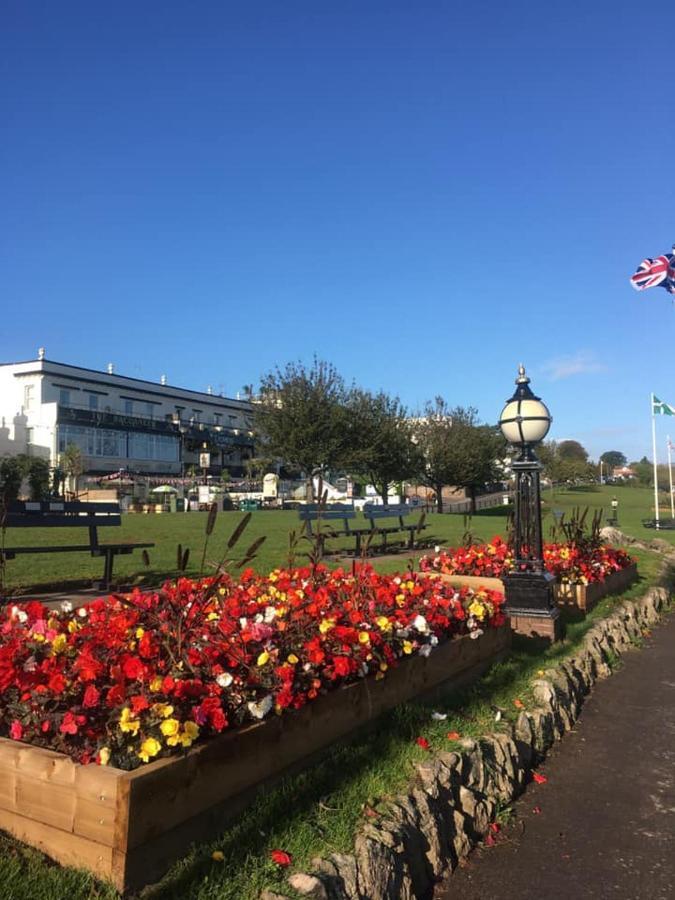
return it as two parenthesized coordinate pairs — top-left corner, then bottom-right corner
(48, 672), (67, 694)
(270, 849), (292, 867)
(416, 736), (430, 751)
(82, 685), (100, 708)
(59, 712), (79, 735)
(122, 656), (145, 680)
(532, 772), (548, 784)
(9, 720), (23, 741)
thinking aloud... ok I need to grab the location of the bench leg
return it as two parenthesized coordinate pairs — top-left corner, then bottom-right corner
(101, 550), (115, 590)
(407, 528), (415, 550)
(355, 533), (361, 557)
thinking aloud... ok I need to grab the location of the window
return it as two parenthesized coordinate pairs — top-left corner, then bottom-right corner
(145, 402), (154, 417)
(88, 394), (99, 410)
(59, 388), (71, 406)
(192, 409), (202, 422)
(128, 432), (179, 462)
(25, 427), (33, 447)
(23, 384), (34, 410)
(58, 425), (126, 458)
(124, 399), (134, 415)
(214, 413), (222, 426)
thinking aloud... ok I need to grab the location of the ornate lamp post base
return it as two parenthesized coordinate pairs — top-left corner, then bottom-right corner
(502, 571), (563, 643)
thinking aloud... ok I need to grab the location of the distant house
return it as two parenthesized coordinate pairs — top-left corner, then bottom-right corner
(612, 466), (637, 481)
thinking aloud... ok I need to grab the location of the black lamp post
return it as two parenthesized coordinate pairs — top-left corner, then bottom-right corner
(499, 365), (562, 642)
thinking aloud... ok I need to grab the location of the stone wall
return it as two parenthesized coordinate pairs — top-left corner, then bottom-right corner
(262, 578), (673, 900)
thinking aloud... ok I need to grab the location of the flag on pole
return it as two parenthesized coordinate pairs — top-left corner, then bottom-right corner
(652, 395), (675, 416)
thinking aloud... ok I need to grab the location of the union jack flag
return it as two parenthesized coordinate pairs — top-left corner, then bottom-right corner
(630, 249), (675, 293)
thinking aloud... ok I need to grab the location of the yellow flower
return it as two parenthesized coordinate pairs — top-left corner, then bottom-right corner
(287, 654), (299, 665)
(135, 627), (145, 638)
(150, 676), (163, 692)
(319, 618), (335, 634)
(138, 737), (162, 762)
(405, 580), (415, 591)
(395, 593), (406, 606)
(67, 620), (79, 634)
(160, 718), (180, 737)
(52, 634), (67, 654)
(207, 611), (219, 620)
(119, 707), (140, 735)
(151, 703), (174, 719)
(376, 616), (392, 632)
(179, 721), (200, 747)
(379, 662), (388, 672)
(212, 851), (224, 862)
(468, 601), (486, 621)
(257, 651), (270, 667)
(98, 747), (111, 766)
(358, 631), (370, 644)
(403, 640), (414, 655)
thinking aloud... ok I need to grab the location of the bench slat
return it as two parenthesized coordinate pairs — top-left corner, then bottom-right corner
(5, 515), (122, 528)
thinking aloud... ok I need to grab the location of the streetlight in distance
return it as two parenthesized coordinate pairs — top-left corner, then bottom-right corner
(498, 365), (562, 643)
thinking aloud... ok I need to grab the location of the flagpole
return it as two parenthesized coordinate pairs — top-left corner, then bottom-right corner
(651, 393), (660, 529)
(668, 435), (675, 519)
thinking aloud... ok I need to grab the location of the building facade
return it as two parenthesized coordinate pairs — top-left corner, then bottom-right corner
(0, 352), (255, 477)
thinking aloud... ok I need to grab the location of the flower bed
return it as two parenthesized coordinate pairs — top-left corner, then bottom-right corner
(0, 566), (505, 769)
(0, 567), (510, 891)
(419, 538), (637, 614)
(419, 536), (634, 585)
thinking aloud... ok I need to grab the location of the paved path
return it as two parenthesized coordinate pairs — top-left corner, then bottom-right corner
(436, 611), (675, 900)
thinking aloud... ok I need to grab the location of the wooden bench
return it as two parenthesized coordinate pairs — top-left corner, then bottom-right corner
(362, 503), (428, 552)
(298, 503), (366, 554)
(0, 500), (154, 590)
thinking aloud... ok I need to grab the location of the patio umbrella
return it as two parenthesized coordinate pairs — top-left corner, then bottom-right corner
(150, 485), (178, 493)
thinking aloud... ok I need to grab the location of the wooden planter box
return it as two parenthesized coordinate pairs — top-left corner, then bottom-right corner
(553, 562), (638, 613)
(436, 563), (638, 615)
(0, 626), (510, 892)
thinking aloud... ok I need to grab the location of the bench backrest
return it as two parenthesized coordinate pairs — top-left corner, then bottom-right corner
(4, 501), (122, 531)
(363, 503), (411, 524)
(298, 504), (356, 531)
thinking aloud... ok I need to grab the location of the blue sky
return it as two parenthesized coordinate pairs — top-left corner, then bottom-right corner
(1, 1), (673, 463)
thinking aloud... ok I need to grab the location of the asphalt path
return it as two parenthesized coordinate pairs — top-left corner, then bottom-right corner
(436, 611), (675, 900)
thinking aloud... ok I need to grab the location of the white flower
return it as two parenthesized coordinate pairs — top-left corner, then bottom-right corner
(60, 601), (73, 613)
(412, 614), (429, 634)
(393, 577), (401, 585)
(216, 673), (233, 688)
(254, 613), (264, 624)
(247, 695), (273, 719)
(359, 663), (369, 677)
(263, 606), (277, 624)
(303, 663), (312, 672)
(10, 606), (28, 624)
(239, 617), (248, 629)
(419, 644), (432, 658)
(77, 607), (88, 618)
(430, 635), (438, 646)
(434, 545), (441, 554)
(431, 711), (447, 721)
(470, 629), (484, 641)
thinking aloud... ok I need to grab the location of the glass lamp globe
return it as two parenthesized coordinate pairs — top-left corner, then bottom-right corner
(499, 365), (552, 446)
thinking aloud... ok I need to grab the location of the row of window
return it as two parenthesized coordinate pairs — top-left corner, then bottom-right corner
(55, 388), (243, 427)
(58, 425), (180, 462)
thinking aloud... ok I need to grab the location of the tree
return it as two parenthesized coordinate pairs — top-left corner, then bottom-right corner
(557, 440), (589, 462)
(600, 450), (627, 470)
(24, 456), (50, 500)
(413, 400), (503, 513)
(252, 358), (352, 501)
(539, 440), (594, 485)
(346, 390), (419, 503)
(59, 444), (84, 497)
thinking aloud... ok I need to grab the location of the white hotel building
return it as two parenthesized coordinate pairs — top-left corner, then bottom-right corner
(0, 351), (255, 477)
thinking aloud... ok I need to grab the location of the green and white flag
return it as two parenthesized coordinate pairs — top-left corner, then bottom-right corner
(653, 395), (675, 416)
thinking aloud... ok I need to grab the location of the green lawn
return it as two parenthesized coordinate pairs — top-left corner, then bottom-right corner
(1, 484), (672, 594)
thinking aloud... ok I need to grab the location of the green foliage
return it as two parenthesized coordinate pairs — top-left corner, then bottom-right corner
(59, 443), (84, 495)
(253, 358), (353, 499)
(413, 400), (504, 512)
(538, 440), (595, 485)
(345, 390), (419, 502)
(600, 450), (627, 469)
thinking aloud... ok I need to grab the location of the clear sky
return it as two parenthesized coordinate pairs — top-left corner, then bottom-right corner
(1, 1), (673, 464)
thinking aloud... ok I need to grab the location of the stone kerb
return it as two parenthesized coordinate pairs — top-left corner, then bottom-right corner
(267, 578), (673, 900)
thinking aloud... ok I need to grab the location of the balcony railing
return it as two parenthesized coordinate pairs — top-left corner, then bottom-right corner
(56, 404), (254, 447)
